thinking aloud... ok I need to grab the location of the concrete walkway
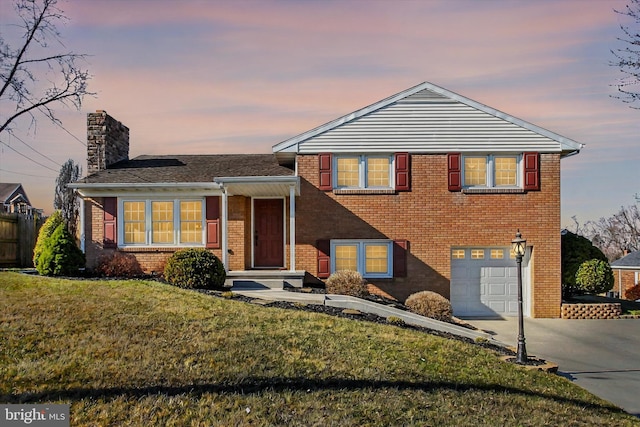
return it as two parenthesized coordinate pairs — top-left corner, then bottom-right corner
(469, 317), (640, 417)
(232, 289), (497, 343)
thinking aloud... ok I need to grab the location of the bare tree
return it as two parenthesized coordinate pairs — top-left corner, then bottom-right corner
(585, 204), (640, 261)
(0, 0), (93, 135)
(54, 158), (81, 237)
(611, 0), (640, 108)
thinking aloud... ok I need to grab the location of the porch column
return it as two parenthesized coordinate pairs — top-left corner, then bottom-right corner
(78, 194), (85, 253)
(221, 188), (228, 272)
(289, 184), (296, 271)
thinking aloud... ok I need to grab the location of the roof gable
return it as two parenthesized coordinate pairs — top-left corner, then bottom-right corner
(0, 183), (30, 205)
(273, 81), (583, 160)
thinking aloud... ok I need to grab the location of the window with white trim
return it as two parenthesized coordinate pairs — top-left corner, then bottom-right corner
(463, 155), (520, 188)
(335, 155), (392, 189)
(121, 199), (204, 246)
(331, 240), (393, 278)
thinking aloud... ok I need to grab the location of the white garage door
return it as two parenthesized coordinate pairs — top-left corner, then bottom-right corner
(450, 247), (523, 318)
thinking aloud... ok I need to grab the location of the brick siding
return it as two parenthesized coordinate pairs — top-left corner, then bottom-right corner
(295, 153), (562, 318)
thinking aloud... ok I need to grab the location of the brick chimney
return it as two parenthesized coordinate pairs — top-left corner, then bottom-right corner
(87, 110), (129, 174)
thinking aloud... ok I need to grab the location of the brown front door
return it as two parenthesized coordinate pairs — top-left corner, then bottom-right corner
(254, 199), (284, 268)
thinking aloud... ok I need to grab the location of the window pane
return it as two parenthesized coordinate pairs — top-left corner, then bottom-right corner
(452, 249), (465, 259)
(180, 201), (203, 243)
(490, 249), (504, 259)
(464, 157), (487, 186)
(367, 158), (390, 187)
(365, 244), (388, 274)
(335, 245), (357, 271)
(495, 157), (517, 186)
(471, 249), (484, 259)
(123, 201), (146, 244)
(337, 158), (359, 187)
(152, 201), (173, 244)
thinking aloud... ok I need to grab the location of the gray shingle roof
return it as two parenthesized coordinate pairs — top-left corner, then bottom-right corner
(79, 154), (294, 184)
(0, 183), (30, 205)
(611, 251), (640, 268)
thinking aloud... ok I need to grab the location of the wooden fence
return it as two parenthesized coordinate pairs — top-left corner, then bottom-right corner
(0, 213), (43, 268)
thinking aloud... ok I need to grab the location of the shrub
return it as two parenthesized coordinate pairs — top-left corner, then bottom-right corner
(405, 291), (452, 322)
(325, 270), (368, 297)
(561, 231), (608, 298)
(625, 284), (640, 301)
(95, 251), (144, 278)
(575, 259), (614, 295)
(36, 223), (85, 276)
(33, 211), (63, 267)
(164, 248), (226, 289)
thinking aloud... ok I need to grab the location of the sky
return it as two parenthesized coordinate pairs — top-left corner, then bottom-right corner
(0, 0), (638, 229)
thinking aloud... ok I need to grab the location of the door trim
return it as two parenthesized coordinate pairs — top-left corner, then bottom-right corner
(251, 197), (286, 269)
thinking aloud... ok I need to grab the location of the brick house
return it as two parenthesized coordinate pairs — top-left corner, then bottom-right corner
(611, 250), (640, 299)
(71, 82), (583, 318)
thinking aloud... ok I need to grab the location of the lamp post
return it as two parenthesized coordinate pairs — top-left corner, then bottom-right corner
(511, 230), (528, 364)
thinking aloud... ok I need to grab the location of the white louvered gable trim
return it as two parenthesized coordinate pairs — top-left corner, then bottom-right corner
(273, 82), (583, 159)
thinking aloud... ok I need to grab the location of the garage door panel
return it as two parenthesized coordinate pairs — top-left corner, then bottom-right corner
(451, 248), (524, 318)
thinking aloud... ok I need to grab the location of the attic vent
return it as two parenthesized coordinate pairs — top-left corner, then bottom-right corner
(399, 88), (453, 103)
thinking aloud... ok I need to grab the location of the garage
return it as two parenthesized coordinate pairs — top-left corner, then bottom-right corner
(450, 247), (529, 318)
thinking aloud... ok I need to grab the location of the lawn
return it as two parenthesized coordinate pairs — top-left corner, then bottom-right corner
(1, 272), (637, 426)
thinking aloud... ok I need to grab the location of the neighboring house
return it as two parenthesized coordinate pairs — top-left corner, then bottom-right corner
(70, 82), (583, 318)
(0, 183), (38, 216)
(611, 250), (640, 298)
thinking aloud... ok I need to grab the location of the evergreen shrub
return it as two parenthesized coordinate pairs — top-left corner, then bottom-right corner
(575, 259), (614, 295)
(36, 223), (85, 276)
(33, 211), (63, 267)
(164, 248), (226, 289)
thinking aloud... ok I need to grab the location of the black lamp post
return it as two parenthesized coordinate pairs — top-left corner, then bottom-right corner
(511, 230), (528, 364)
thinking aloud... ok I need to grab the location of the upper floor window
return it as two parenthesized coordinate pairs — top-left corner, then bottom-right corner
(121, 199), (204, 246)
(463, 155), (519, 188)
(335, 155), (392, 189)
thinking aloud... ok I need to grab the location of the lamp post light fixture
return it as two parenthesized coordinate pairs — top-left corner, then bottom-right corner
(511, 230), (528, 364)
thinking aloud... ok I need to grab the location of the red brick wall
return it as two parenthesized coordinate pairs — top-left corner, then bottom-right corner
(295, 153), (562, 318)
(613, 269), (640, 298)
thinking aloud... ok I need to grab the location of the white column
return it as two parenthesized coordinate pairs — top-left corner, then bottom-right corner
(221, 189), (228, 272)
(289, 185), (296, 271)
(78, 194), (85, 253)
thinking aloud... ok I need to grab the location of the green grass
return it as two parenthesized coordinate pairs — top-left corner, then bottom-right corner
(1, 272), (637, 426)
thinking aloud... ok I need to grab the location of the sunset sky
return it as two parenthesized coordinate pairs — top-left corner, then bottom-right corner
(0, 0), (638, 228)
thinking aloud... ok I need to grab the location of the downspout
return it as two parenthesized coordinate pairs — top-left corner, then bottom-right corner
(289, 184), (296, 271)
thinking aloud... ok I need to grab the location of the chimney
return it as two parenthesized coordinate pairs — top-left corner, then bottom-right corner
(87, 110), (129, 174)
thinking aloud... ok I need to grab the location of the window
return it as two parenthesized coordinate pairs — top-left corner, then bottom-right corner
(452, 249), (465, 259)
(490, 249), (504, 259)
(463, 155), (519, 188)
(121, 199), (204, 246)
(471, 249), (485, 259)
(331, 240), (393, 278)
(335, 155), (392, 189)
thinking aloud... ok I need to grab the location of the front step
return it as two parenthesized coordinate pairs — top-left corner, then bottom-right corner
(225, 270), (306, 290)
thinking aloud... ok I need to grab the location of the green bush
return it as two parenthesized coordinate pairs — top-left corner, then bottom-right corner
(164, 248), (226, 289)
(624, 284), (640, 301)
(36, 223), (85, 276)
(405, 291), (452, 322)
(325, 270), (368, 298)
(33, 211), (63, 267)
(561, 231), (608, 297)
(95, 251), (144, 278)
(575, 259), (614, 295)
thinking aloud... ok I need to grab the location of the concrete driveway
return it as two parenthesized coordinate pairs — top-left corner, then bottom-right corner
(468, 317), (640, 417)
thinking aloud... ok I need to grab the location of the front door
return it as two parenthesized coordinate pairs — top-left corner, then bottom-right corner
(254, 199), (284, 268)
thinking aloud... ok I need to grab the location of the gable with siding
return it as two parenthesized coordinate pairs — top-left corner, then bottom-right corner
(273, 82), (583, 158)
